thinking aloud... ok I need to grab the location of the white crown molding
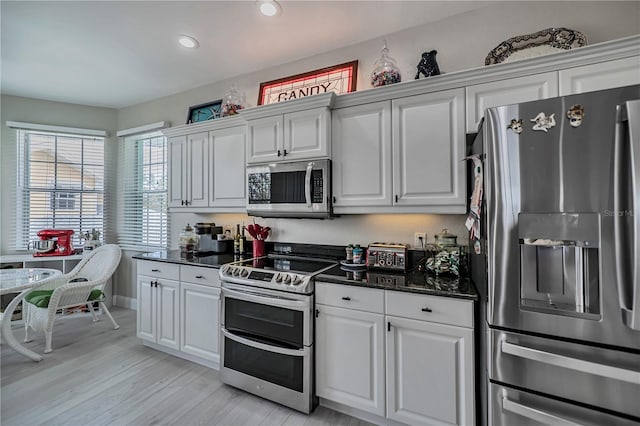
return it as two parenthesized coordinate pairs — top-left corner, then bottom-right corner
(161, 114), (246, 137)
(240, 92), (336, 120)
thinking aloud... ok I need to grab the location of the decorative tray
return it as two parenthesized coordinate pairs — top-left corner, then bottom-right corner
(485, 28), (587, 65)
(340, 260), (367, 269)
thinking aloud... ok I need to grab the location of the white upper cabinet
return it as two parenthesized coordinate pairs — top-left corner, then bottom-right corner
(466, 72), (559, 132)
(187, 132), (210, 208)
(247, 107), (330, 164)
(392, 88), (466, 211)
(209, 125), (246, 208)
(332, 101), (392, 207)
(168, 135), (188, 208)
(559, 56), (640, 95)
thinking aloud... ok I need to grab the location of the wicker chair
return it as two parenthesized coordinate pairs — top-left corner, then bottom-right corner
(23, 244), (122, 353)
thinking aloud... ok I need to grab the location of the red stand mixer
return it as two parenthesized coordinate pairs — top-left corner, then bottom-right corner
(29, 229), (75, 257)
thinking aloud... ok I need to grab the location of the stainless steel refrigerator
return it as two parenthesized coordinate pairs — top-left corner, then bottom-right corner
(471, 85), (640, 425)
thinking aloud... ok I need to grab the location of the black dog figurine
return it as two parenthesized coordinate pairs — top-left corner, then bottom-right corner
(415, 50), (441, 79)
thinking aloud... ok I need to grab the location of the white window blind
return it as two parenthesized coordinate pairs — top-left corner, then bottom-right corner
(118, 131), (169, 250)
(15, 129), (105, 250)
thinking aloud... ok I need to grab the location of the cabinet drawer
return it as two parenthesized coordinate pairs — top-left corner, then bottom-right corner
(316, 282), (384, 314)
(137, 260), (180, 281)
(385, 291), (473, 328)
(180, 265), (221, 287)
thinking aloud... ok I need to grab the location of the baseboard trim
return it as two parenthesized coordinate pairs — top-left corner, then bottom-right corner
(319, 398), (405, 426)
(141, 340), (220, 370)
(113, 295), (136, 310)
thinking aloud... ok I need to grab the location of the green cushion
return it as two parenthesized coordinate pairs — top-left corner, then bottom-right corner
(25, 289), (104, 308)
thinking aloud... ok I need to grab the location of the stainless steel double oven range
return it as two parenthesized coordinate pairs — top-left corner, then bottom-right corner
(219, 255), (336, 413)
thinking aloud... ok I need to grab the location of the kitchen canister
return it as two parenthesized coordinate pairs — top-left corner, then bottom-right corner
(179, 224), (198, 255)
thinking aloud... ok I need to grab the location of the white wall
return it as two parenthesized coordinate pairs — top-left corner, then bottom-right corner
(2, 1), (639, 300)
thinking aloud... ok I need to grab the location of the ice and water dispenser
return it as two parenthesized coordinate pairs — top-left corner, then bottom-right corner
(519, 213), (601, 318)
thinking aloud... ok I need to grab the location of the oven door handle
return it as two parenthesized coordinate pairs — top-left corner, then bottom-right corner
(305, 162), (314, 207)
(222, 286), (310, 311)
(222, 327), (308, 357)
(501, 338), (640, 384)
(501, 392), (583, 426)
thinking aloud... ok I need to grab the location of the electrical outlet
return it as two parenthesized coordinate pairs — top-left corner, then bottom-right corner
(414, 232), (426, 249)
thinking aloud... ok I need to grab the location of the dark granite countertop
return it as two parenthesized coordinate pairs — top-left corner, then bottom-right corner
(317, 266), (477, 301)
(133, 250), (236, 269)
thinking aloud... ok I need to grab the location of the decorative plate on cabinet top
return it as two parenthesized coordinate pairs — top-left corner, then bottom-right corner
(485, 28), (587, 65)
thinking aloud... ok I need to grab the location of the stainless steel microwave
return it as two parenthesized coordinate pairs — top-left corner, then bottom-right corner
(246, 159), (331, 218)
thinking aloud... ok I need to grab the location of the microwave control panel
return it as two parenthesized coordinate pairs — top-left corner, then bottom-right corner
(312, 170), (324, 203)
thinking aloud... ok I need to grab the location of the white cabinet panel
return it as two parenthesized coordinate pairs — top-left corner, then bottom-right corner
(392, 88), (465, 209)
(284, 108), (330, 160)
(466, 72), (559, 132)
(168, 136), (187, 208)
(386, 316), (474, 426)
(180, 283), (220, 362)
(316, 304), (385, 416)
(210, 126), (246, 208)
(332, 102), (392, 207)
(247, 116), (283, 164)
(559, 56), (640, 95)
(156, 279), (180, 350)
(187, 132), (209, 207)
(136, 276), (155, 342)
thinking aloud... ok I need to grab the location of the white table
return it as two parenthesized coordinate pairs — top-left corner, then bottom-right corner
(1, 268), (61, 361)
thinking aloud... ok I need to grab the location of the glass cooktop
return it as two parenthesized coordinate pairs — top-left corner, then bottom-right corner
(232, 255), (337, 275)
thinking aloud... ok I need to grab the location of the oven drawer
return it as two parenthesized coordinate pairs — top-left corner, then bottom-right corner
(490, 383), (637, 426)
(137, 260), (180, 281)
(316, 282), (384, 314)
(180, 265), (220, 287)
(385, 291), (473, 328)
(491, 329), (640, 419)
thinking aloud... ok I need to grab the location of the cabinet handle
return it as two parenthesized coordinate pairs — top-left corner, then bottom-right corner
(283, 149), (288, 157)
(387, 321), (391, 332)
(277, 150), (282, 157)
(195, 275), (204, 279)
(421, 307), (432, 313)
(185, 200), (190, 206)
(181, 200), (185, 206)
(151, 269), (160, 272)
(341, 296), (351, 301)
(315, 309), (320, 318)
(395, 195), (398, 203)
(332, 196), (336, 203)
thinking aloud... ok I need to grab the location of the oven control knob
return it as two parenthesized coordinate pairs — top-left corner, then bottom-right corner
(232, 267), (242, 277)
(282, 274), (292, 284)
(240, 269), (249, 278)
(274, 273), (283, 283)
(220, 265), (229, 275)
(291, 275), (301, 286)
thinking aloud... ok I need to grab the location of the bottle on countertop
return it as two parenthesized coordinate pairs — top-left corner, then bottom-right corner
(352, 244), (364, 264)
(239, 223), (246, 255)
(233, 224), (241, 255)
(345, 244), (354, 262)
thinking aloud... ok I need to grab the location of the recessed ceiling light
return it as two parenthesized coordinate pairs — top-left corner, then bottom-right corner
(258, 0), (281, 17)
(178, 35), (199, 49)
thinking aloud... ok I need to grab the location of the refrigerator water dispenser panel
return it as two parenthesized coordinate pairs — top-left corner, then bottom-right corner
(518, 213), (600, 319)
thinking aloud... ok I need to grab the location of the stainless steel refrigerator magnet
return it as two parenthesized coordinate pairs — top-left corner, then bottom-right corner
(567, 104), (585, 127)
(531, 112), (556, 132)
(507, 119), (523, 134)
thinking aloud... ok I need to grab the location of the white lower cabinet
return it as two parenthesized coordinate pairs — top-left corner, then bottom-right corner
(137, 275), (180, 350)
(316, 304), (386, 416)
(316, 282), (475, 425)
(136, 260), (221, 368)
(386, 316), (474, 426)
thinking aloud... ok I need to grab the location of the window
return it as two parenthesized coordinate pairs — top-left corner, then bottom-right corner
(16, 129), (105, 250)
(118, 131), (169, 249)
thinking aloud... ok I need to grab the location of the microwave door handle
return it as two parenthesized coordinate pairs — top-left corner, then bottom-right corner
(501, 393), (583, 426)
(305, 162), (314, 207)
(221, 328), (308, 357)
(614, 100), (640, 331)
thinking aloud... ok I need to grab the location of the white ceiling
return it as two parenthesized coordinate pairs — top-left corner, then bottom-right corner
(1, 1), (494, 109)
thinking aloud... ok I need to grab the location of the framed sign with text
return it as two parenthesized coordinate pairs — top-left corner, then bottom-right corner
(257, 61), (358, 105)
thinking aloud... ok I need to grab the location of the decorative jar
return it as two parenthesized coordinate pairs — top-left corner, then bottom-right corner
(370, 40), (401, 87)
(179, 223), (198, 255)
(222, 84), (244, 117)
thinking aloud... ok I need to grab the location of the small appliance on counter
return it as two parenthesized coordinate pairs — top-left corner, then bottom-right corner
(194, 222), (230, 254)
(366, 242), (408, 271)
(29, 229), (74, 257)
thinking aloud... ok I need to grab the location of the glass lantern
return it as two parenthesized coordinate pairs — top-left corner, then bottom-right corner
(370, 40), (401, 87)
(222, 84), (244, 117)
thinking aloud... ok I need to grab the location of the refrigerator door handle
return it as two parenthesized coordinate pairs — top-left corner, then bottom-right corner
(501, 392), (583, 426)
(614, 100), (640, 331)
(501, 338), (640, 384)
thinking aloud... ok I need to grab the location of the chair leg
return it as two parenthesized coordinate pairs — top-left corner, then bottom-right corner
(44, 330), (53, 354)
(24, 324), (33, 343)
(87, 303), (99, 322)
(100, 302), (120, 330)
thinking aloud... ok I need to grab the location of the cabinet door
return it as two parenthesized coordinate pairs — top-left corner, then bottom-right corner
(156, 279), (180, 350)
(332, 102), (392, 208)
(180, 283), (220, 362)
(187, 132), (209, 207)
(316, 304), (385, 416)
(466, 72), (559, 132)
(136, 276), (156, 342)
(168, 136), (187, 208)
(559, 56), (640, 95)
(210, 126), (246, 208)
(392, 89), (466, 211)
(386, 316), (474, 426)
(283, 107), (330, 160)
(247, 116), (283, 164)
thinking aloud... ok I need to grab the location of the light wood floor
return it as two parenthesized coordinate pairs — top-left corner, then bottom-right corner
(1, 307), (373, 426)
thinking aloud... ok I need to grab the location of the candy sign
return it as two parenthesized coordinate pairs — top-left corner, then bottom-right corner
(257, 61), (358, 106)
